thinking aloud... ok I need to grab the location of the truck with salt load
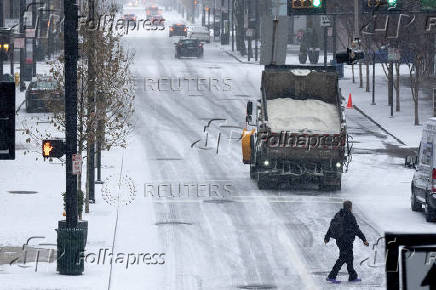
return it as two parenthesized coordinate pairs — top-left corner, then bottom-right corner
(242, 65), (350, 190)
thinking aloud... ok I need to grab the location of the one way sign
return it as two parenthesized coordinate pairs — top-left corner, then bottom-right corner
(320, 15), (331, 27)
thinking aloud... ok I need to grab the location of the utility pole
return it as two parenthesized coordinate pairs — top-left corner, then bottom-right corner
(57, 0), (86, 276)
(388, 61), (393, 116)
(254, 0), (258, 61)
(192, 0), (195, 24)
(87, 0), (96, 204)
(213, 0), (215, 40)
(32, 1), (36, 76)
(372, 52), (376, 105)
(231, 0), (234, 51)
(332, 14), (336, 61)
(323, 26), (327, 67)
(19, 0), (24, 91)
(353, 0), (359, 42)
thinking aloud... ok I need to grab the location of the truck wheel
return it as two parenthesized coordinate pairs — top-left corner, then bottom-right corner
(411, 184), (422, 212)
(425, 195), (436, 222)
(257, 174), (269, 190)
(250, 165), (256, 179)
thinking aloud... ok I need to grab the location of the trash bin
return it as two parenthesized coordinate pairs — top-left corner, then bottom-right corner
(56, 220), (88, 275)
(299, 52), (307, 64)
(330, 59), (344, 79)
(308, 48), (320, 64)
(58, 220), (88, 248)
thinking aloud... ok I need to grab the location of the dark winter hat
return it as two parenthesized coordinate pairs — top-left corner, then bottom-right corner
(343, 200), (352, 210)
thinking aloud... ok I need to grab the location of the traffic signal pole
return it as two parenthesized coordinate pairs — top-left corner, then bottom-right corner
(64, 0), (78, 230)
(57, 0), (86, 276)
(354, 0), (359, 41)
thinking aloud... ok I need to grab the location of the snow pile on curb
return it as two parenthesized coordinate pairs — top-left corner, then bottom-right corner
(267, 98), (340, 134)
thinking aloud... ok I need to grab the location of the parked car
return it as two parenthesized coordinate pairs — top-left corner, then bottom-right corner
(174, 39), (204, 58)
(169, 24), (187, 37)
(187, 26), (210, 43)
(25, 76), (63, 113)
(408, 118), (436, 222)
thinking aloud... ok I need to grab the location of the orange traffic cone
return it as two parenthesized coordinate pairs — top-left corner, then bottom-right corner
(346, 93), (353, 109)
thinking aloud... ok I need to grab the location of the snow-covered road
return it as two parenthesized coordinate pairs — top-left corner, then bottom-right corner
(105, 23), (402, 289)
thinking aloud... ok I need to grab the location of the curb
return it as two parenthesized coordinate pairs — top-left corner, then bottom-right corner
(352, 104), (406, 146)
(224, 51), (259, 65)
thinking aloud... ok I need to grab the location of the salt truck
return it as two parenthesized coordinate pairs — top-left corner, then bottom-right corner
(242, 65), (351, 190)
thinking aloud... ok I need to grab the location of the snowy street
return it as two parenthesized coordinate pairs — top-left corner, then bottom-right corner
(1, 3), (436, 290)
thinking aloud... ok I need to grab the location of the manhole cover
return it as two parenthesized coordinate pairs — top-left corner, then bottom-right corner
(237, 284), (276, 289)
(203, 199), (234, 204)
(8, 191), (38, 194)
(155, 221), (193, 226)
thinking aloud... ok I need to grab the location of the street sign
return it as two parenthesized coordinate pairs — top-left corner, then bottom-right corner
(14, 38), (24, 49)
(320, 15), (331, 27)
(246, 28), (255, 38)
(25, 29), (36, 38)
(72, 154), (83, 175)
(388, 48), (400, 61)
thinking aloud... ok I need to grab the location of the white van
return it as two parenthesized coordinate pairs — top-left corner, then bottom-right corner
(409, 118), (436, 222)
(187, 26), (211, 43)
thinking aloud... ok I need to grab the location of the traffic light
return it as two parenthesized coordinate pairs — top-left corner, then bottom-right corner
(0, 82), (15, 160)
(0, 30), (10, 61)
(288, 0), (326, 15)
(336, 48), (365, 65)
(421, 0), (436, 11)
(387, 0), (397, 7)
(42, 139), (65, 158)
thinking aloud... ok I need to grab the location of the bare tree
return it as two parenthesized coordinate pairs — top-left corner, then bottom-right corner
(21, 8), (136, 213)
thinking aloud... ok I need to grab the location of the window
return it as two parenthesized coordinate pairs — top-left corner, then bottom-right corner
(421, 141), (433, 166)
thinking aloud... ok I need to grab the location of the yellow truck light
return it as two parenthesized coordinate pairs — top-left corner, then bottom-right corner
(242, 128), (255, 164)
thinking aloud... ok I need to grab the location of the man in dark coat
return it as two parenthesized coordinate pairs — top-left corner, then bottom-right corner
(324, 200), (369, 282)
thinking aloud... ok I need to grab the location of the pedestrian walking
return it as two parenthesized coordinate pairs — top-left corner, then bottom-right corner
(324, 200), (369, 284)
